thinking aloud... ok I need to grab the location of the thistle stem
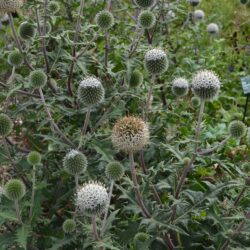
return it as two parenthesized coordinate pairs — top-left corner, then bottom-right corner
(73, 174), (79, 220)
(29, 165), (36, 220)
(144, 75), (155, 121)
(14, 199), (22, 224)
(92, 216), (100, 241)
(104, 31), (109, 68)
(128, 152), (151, 218)
(82, 107), (91, 136)
(233, 187), (246, 207)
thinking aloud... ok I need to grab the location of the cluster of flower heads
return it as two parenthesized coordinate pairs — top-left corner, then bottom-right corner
(76, 181), (108, 216)
(112, 116), (149, 153)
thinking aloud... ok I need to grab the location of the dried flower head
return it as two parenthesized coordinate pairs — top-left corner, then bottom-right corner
(0, 0), (23, 13)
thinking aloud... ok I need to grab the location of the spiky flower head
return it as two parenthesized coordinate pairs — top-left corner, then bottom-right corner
(191, 96), (200, 107)
(134, 0), (155, 8)
(27, 151), (41, 166)
(18, 22), (36, 40)
(188, 0), (201, 6)
(138, 10), (156, 29)
(144, 48), (168, 75)
(171, 77), (189, 97)
(129, 70), (143, 87)
(194, 10), (205, 21)
(240, 0), (249, 4)
(29, 70), (47, 89)
(0, 0), (23, 13)
(96, 10), (114, 30)
(191, 70), (220, 100)
(207, 23), (219, 34)
(0, 113), (13, 136)
(112, 116), (149, 153)
(105, 162), (124, 181)
(48, 1), (60, 14)
(76, 181), (108, 216)
(63, 150), (87, 175)
(134, 232), (150, 242)
(228, 120), (247, 139)
(5, 179), (26, 201)
(8, 51), (23, 67)
(63, 219), (76, 233)
(78, 77), (105, 106)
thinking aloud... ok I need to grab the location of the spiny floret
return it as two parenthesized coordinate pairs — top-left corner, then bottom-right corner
(105, 161), (124, 181)
(171, 77), (189, 97)
(207, 23), (219, 34)
(138, 10), (156, 29)
(144, 48), (168, 75)
(62, 219), (76, 233)
(48, 1), (60, 14)
(76, 181), (108, 216)
(5, 179), (26, 201)
(191, 96), (200, 107)
(0, 113), (13, 136)
(18, 22), (36, 40)
(96, 10), (114, 30)
(8, 51), (23, 67)
(228, 120), (247, 139)
(29, 70), (47, 89)
(112, 116), (149, 153)
(78, 77), (105, 106)
(134, 0), (155, 8)
(192, 70), (220, 100)
(134, 232), (150, 242)
(194, 10), (205, 20)
(188, 0), (201, 6)
(0, 0), (23, 13)
(129, 70), (143, 87)
(27, 151), (41, 166)
(63, 149), (87, 175)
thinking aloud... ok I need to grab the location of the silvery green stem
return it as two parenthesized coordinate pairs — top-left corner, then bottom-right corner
(73, 174), (79, 220)
(29, 165), (36, 220)
(104, 31), (109, 68)
(7, 67), (15, 84)
(129, 152), (151, 218)
(92, 216), (100, 241)
(14, 199), (22, 224)
(100, 180), (114, 235)
(82, 107), (91, 135)
(144, 75), (155, 121)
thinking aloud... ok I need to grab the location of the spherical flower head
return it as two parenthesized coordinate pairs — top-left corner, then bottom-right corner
(191, 96), (200, 107)
(76, 181), (108, 216)
(48, 1), (60, 14)
(5, 179), (26, 201)
(105, 161), (124, 181)
(0, 0), (23, 13)
(207, 23), (219, 34)
(138, 10), (156, 29)
(188, 0), (201, 6)
(171, 77), (189, 97)
(27, 151), (41, 166)
(96, 10), (114, 30)
(134, 232), (150, 242)
(18, 22), (36, 40)
(129, 70), (143, 87)
(144, 48), (168, 75)
(63, 150), (87, 175)
(240, 0), (249, 4)
(194, 10), (205, 21)
(0, 113), (13, 136)
(228, 120), (247, 139)
(191, 70), (220, 100)
(112, 116), (149, 153)
(63, 219), (76, 233)
(8, 51), (23, 67)
(134, 0), (155, 8)
(78, 77), (105, 107)
(167, 10), (175, 20)
(29, 70), (47, 89)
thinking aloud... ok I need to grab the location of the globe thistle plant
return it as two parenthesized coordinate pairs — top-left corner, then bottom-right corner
(134, 0), (155, 8)
(29, 70), (47, 89)
(188, 0), (201, 6)
(228, 120), (247, 139)
(191, 70), (220, 100)
(48, 1), (60, 14)
(194, 10), (205, 21)
(207, 23), (219, 35)
(63, 150), (88, 176)
(144, 48), (168, 75)
(105, 162), (124, 181)
(78, 77), (105, 107)
(95, 10), (114, 30)
(111, 116), (149, 153)
(138, 10), (156, 29)
(27, 151), (41, 166)
(0, 0), (23, 13)
(63, 219), (76, 233)
(0, 113), (13, 136)
(76, 181), (109, 216)
(18, 22), (36, 40)
(171, 77), (189, 97)
(8, 51), (23, 67)
(129, 70), (143, 87)
(5, 179), (25, 201)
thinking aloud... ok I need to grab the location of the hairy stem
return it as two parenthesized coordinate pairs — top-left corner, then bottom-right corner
(82, 107), (91, 135)
(29, 165), (36, 220)
(104, 31), (109, 68)
(14, 199), (22, 224)
(92, 216), (101, 241)
(73, 174), (79, 220)
(144, 75), (155, 121)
